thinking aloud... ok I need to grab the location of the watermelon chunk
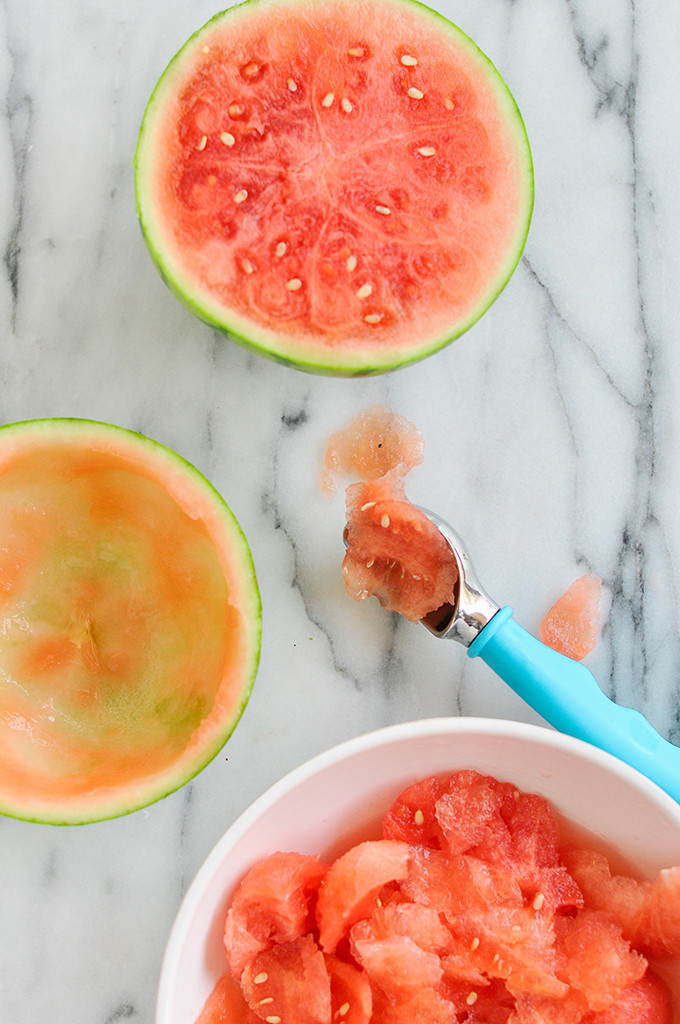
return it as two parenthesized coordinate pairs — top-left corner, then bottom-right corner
(241, 935), (331, 1023)
(342, 469), (458, 621)
(193, 972), (257, 1023)
(563, 846), (680, 958)
(224, 851), (329, 978)
(316, 840), (410, 953)
(325, 955), (372, 1024)
(321, 405), (424, 496)
(539, 574), (603, 661)
(580, 972), (673, 1023)
(135, 0), (533, 375)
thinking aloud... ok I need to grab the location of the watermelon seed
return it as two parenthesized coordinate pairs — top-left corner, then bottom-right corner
(470, 937), (480, 951)
(414, 808), (424, 825)
(265, 1018), (281, 1024)
(341, 97), (353, 113)
(533, 892), (545, 910)
(234, 189), (249, 204)
(348, 45), (365, 57)
(259, 998), (274, 1005)
(445, 97), (455, 110)
(229, 102), (245, 118)
(466, 992), (478, 1006)
(220, 131), (236, 146)
(360, 501), (376, 510)
(407, 87), (424, 100)
(241, 61), (264, 80)
(275, 242), (287, 257)
(346, 254), (357, 272)
(356, 283), (372, 299)
(253, 972), (269, 984)
(417, 146), (436, 157)
(285, 278), (303, 291)
(338, 1003), (350, 1016)
(381, 514), (390, 528)
(241, 259), (254, 274)
(366, 558), (375, 568)
(196, 135), (207, 151)
(287, 77), (297, 92)
(321, 92), (335, 107)
(400, 54), (418, 66)
(364, 313), (383, 324)
(375, 205), (391, 216)
(201, 45), (210, 54)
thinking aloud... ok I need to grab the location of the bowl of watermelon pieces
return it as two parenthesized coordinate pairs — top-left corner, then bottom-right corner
(156, 717), (680, 1024)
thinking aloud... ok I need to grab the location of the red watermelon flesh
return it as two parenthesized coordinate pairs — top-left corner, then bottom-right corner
(539, 574), (603, 661)
(241, 935), (331, 1023)
(135, 0), (533, 375)
(210, 770), (679, 1024)
(223, 851), (329, 978)
(342, 468), (458, 621)
(321, 405), (424, 495)
(325, 955), (373, 1024)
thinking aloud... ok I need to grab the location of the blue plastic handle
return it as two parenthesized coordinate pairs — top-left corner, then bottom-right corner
(468, 607), (680, 803)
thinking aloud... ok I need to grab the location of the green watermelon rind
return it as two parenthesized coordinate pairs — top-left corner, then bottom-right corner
(0, 417), (262, 826)
(133, 0), (534, 376)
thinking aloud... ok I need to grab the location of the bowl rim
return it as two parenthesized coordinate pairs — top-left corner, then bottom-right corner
(156, 715), (680, 1022)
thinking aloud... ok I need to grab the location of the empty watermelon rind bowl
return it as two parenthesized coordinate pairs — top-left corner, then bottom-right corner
(156, 716), (680, 1024)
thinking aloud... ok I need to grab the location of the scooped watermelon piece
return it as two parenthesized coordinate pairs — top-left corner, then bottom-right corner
(316, 840), (410, 953)
(342, 469), (458, 621)
(382, 774), (448, 847)
(134, 0), (533, 375)
(539, 574), (603, 661)
(321, 406), (424, 495)
(0, 418), (260, 824)
(241, 935), (331, 1023)
(224, 851), (329, 978)
(194, 972), (258, 1023)
(559, 910), (647, 1011)
(325, 955), (373, 1024)
(563, 846), (680, 958)
(370, 984), (458, 1024)
(580, 972), (673, 1023)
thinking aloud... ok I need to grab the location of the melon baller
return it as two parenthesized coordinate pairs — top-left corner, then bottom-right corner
(352, 506), (680, 803)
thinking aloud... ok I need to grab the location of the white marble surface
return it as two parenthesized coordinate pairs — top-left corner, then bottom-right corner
(1, 0), (680, 1021)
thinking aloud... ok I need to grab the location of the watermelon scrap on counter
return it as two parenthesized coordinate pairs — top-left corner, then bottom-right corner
(194, 770), (680, 1023)
(539, 575), (603, 661)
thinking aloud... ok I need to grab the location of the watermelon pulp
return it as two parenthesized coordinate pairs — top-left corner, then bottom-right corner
(134, 0), (533, 375)
(0, 419), (261, 824)
(196, 770), (679, 1023)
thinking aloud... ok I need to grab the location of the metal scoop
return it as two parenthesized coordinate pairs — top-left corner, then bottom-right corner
(351, 506), (680, 803)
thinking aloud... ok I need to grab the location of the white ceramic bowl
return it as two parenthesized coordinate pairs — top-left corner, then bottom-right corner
(156, 717), (680, 1024)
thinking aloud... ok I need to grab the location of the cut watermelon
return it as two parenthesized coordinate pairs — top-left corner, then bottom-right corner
(134, 0), (533, 375)
(342, 468), (458, 621)
(539, 574), (603, 661)
(0, 418), (261, 824)
(213, 770), (680, 1024)
(224, 851), (329, 978)
(316, 839), (410, 952)
(321, 406), (424, 496)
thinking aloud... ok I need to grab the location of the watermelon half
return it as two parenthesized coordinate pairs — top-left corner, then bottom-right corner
(134, 0), (533, 375)
(0, 419), (261, 824)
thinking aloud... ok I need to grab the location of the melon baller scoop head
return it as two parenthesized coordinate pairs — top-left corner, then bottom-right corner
(348, 506), (680, 804)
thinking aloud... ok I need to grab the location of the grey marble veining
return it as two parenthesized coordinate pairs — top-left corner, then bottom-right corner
(0, 0), (679, 1021)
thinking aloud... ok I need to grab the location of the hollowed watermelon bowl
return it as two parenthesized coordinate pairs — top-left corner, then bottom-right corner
(0, 418), (261, 825)
(134, 0), (533, 375)
(156, 717), (680, 1024)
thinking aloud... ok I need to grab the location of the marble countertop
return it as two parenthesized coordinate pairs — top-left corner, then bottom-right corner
(1, 0), (680, 1021)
